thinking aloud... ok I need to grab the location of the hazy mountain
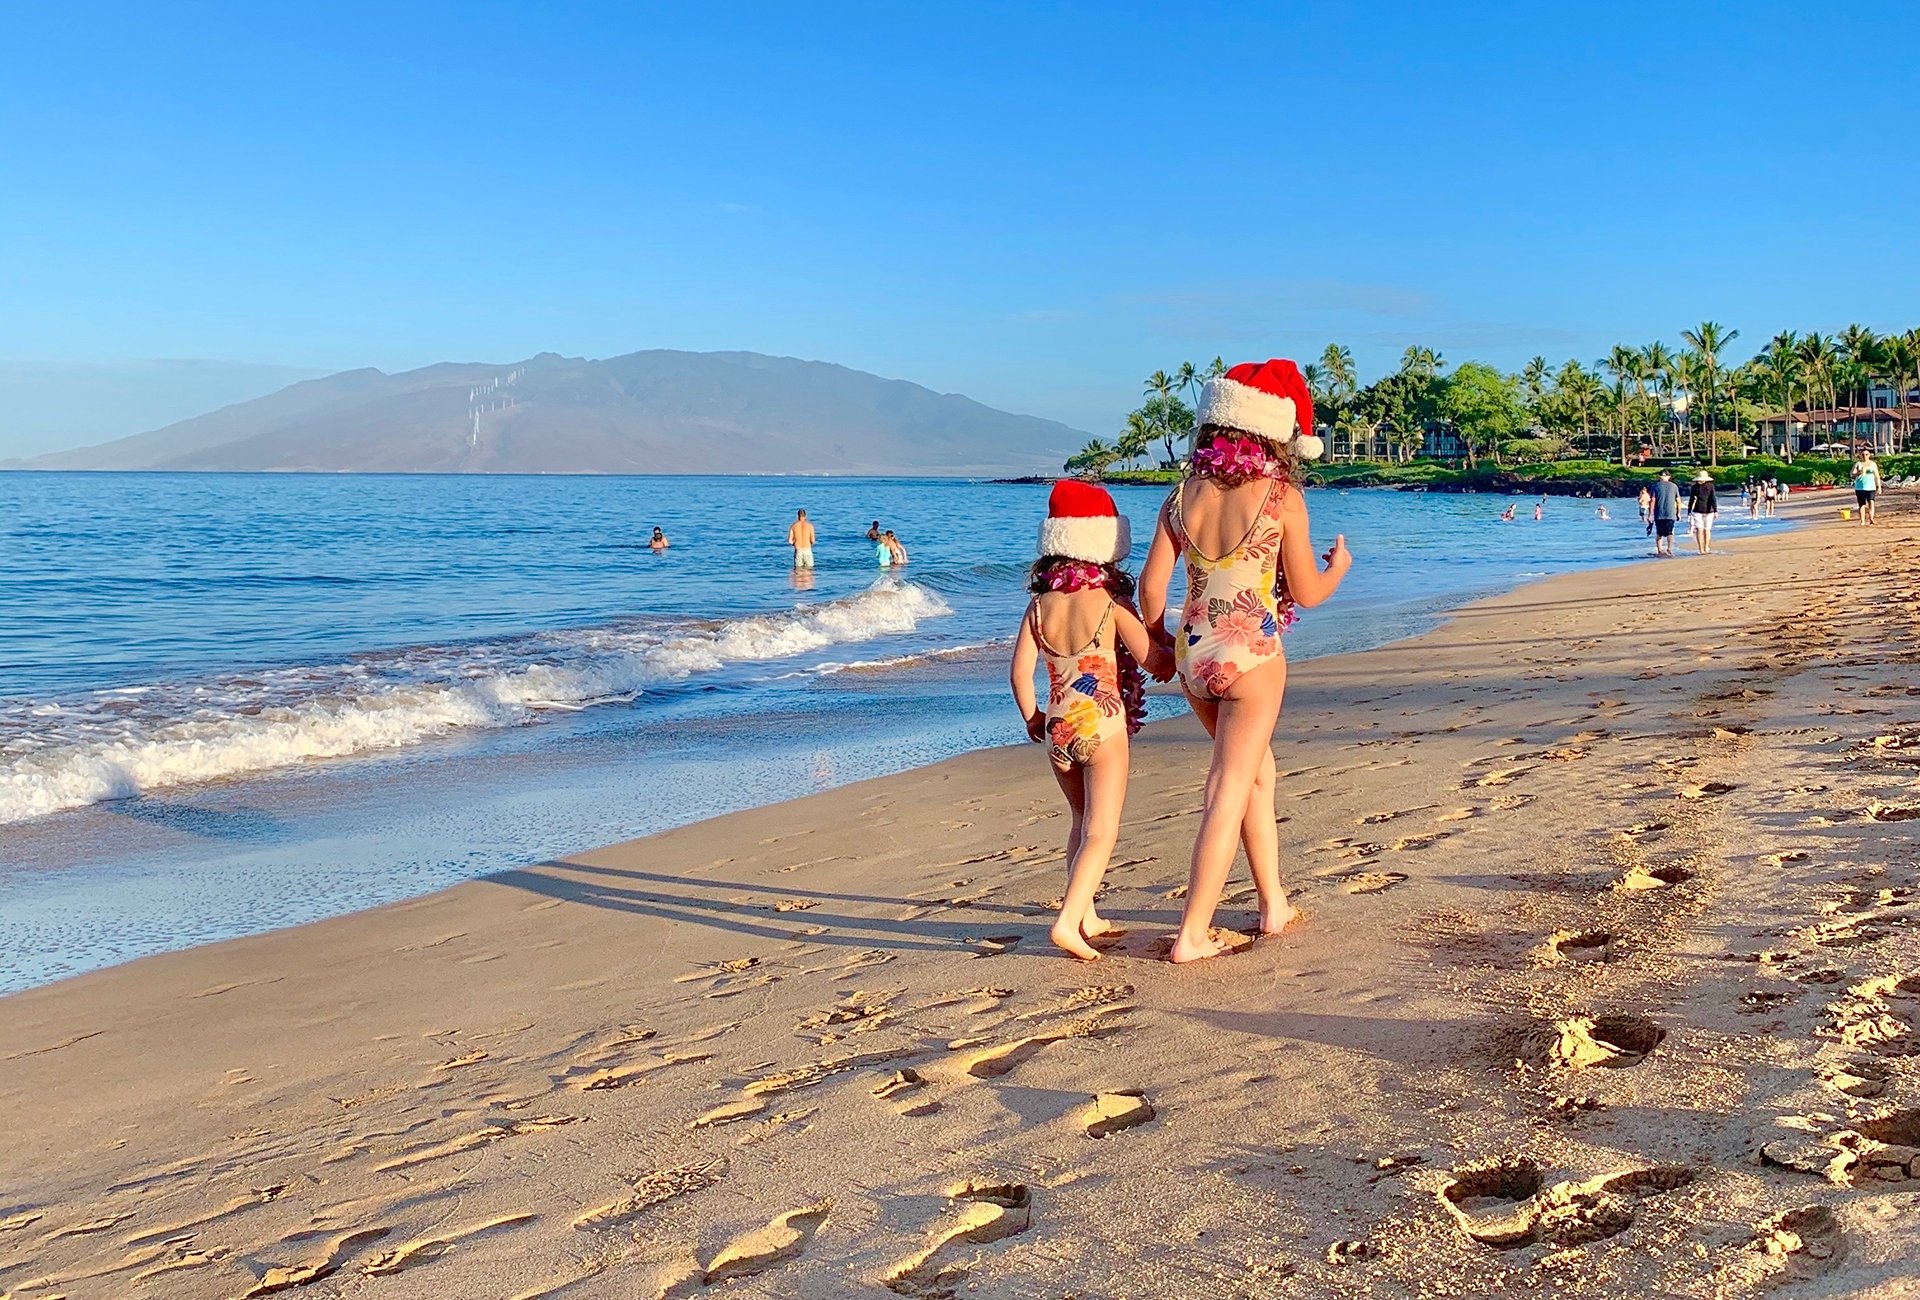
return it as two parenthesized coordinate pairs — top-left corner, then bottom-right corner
(18, 351), (1087, 476)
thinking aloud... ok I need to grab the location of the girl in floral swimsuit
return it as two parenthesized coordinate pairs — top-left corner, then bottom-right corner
(1010, 481), (1172, 960)
(1140, 360), (1353, 964)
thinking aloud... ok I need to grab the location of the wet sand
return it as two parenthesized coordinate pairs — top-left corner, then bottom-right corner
(3, 491), (1918, 1298)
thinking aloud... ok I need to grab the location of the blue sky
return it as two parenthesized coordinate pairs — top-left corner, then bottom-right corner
(3, 1), (1917, 454)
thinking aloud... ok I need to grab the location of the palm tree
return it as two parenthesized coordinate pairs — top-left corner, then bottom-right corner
(1558, 360), (1603, 460)
(1680, 321), (1738, 466)
(1144, 369), (1178, 462)
(1320, 344), (1357, 397)
(1115, 412), (1155, 470)
(1302, 362), (1326, 404)
(1065, 438), (1120, 478)
(1399, 345), (1443, 380)
(1894, 329), (1920, 450)
(1838, 324), (1880, 406)
(1205, 356), (1227, 381)
(1175, 360), (1199, 420)
(1521, 356), (1549, 409)
(1759, 332), (1803, 461)
(1669, 351), (1702, 459)
(1796, 333), (1839, 439)
(1603, 346), (1640, 462)
(1641, 341), (1674, 456)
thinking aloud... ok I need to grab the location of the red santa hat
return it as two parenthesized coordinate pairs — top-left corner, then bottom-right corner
(1196, 359), (1324, 461)
(1038, 478), (1131, 564)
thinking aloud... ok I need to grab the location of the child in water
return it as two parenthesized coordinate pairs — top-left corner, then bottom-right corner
(1010, 481), (1172, 959)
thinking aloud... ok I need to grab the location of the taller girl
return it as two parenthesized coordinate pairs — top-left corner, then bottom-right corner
(1139, 359), (1352, 964)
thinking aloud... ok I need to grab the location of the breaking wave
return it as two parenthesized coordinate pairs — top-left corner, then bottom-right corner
(0, 581), (951, 825)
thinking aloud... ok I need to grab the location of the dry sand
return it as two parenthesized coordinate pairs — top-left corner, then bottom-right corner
(4, 492), (1919, 1299)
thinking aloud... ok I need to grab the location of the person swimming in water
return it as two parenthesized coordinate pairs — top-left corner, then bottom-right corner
(649, 527), (670, 552)
(1499, 504), (1516, 522)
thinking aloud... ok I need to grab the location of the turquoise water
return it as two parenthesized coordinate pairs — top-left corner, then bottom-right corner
(0, 472), (1786, 988)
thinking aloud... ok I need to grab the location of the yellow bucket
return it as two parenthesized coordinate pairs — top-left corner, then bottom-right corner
(1840, 507), (1853, 520)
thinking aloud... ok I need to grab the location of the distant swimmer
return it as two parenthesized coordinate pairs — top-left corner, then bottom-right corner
(649, 526), (670, 552)
(1499, 504), (1516, 522)
(787, 508), (816, 568)
(1596, 505), (1610, 520)
(866, 520), (883, 542)
(1533, 497), (1545, 522)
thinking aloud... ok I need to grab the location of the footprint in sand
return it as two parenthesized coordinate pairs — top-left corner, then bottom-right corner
(574, 1158), (728, 1229)
(1536, 931), (1618, 965)
(1535, 1015), (1664, 1069)
(963, 1014), (1126, 1079)
(1679, 782), (1737, 800)
(362, 1214), (536, 1276)
(1613, 865), (1694, 891)
(373, 1115), (580, 1172)
(703, 1202), (830, 1285)
(1343, 871), (1407, 895)
(1438, 1159), (1691, 1248)
(1084, 1091), (1155, 1138)
(240, 1227), (394, 1297)
(883, 1184), (1031, 1297)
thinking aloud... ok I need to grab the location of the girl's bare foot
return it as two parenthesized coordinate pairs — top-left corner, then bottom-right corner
(1050, 918), (1102, 961)
(1080, 914), (1127, 942)
(1167, 929), (1226, 964)
(1259, 898), (1299, 937)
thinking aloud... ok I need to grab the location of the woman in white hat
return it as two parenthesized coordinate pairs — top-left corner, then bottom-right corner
(1685, 471), (1718, 555)
(1139, 360), (1353, 963)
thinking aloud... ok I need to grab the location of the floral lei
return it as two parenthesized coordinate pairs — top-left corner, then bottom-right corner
(1190, 432), (1282, 480)
(1037, 560), (1149, 736)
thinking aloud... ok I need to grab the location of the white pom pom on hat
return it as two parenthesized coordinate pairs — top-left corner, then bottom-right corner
(1196, 358), (1324, 461)
(1038, 478), (1132, 564)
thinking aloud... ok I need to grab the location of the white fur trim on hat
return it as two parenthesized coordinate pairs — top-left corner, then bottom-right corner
(1198, 377), (1299, 444)
(1294, 434), (1325, 461)
(1037, 515), (1131, 565)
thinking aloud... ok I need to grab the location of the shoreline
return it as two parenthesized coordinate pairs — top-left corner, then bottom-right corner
(5, 492), (1916, 1297)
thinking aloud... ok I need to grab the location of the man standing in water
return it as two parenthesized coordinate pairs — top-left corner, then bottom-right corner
(787, 508), (816, 568)
(1650, 469), (1681, 557)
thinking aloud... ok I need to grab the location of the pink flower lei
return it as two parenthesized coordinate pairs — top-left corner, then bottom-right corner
(1043, 560), (1107, 593)
(1191, 432), (1281, 480)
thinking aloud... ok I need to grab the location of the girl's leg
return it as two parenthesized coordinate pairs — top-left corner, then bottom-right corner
(1186, 692), (1290, 934)
(1050, 744), (1129, 961)
(1170, 664), (1286, 964)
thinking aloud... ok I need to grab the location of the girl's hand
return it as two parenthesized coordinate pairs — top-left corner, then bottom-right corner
(1322, 535), (1352, 572)
(1024, 710), (1047, 743)
(1145, 642), (1176, 682)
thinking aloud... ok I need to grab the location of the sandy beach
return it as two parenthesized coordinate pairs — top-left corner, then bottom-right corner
(3, 492), (1917, 1299)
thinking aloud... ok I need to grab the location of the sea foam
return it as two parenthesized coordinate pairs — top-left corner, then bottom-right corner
(0, 581), (951, 825)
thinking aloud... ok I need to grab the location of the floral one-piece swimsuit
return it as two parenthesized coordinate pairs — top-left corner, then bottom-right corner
(1170, 475), (1297, 700)
(1031, 598), (1127, 769)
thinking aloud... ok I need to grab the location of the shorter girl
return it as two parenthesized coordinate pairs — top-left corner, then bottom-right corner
(1009, 481), (1171, 959)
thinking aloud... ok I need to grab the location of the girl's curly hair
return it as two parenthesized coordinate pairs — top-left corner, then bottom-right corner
(1189, 423), (1307, 488)
(1027, 557), (1136, 599)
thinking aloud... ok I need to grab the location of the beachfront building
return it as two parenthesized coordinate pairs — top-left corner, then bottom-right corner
(1751, 399), (1919, 456)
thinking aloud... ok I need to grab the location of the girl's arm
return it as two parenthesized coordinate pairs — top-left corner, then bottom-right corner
(1111, 604), (1174, 681)
(1009, 605), (1045, 742)
(1278, 490), (1351, 609)
(1138, 497), (1180, 642)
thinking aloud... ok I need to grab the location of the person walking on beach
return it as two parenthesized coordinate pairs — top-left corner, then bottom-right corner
(1637, 484), (1653, 529)
(787, 509), (816, 568)
(1852, 453), (1881, 526)
(1764, 477), (1781, 517)
(1140, 359), (1351, 964)
(1010, 481), (1173, 960)
(1686, 471), (1718, 555)
(1650, 470), (1680, 557)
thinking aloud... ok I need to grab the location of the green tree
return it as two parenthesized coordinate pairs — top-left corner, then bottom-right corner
(1839, 324), (1881, 406)
(1140, 394), (1193, 466)
(1757, 332), (1803, 461)
(1064, 438), (1120, 478)
(1175, 360), (1199, 421)
(1641, 341), (1674, 456)
(1436, 362), (1524, 468)
(1399, 345), (1444, 380)
(1556, 360), (1605, 461)
(1115, 411), (1155, 469)
(1143, 369), (1180, 464)
(1680, 321), (1738, 466)
(1320, 343), (1357, 398)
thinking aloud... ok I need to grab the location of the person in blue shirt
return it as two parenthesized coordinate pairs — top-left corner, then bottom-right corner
(1852, 453), (1881, 526)
(1649, 470), (1681, 557)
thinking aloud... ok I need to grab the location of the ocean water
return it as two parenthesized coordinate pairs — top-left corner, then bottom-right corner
(0, 472), (1787, 989)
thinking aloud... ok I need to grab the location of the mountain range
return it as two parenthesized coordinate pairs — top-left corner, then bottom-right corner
(13, 350), (1088, 475)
